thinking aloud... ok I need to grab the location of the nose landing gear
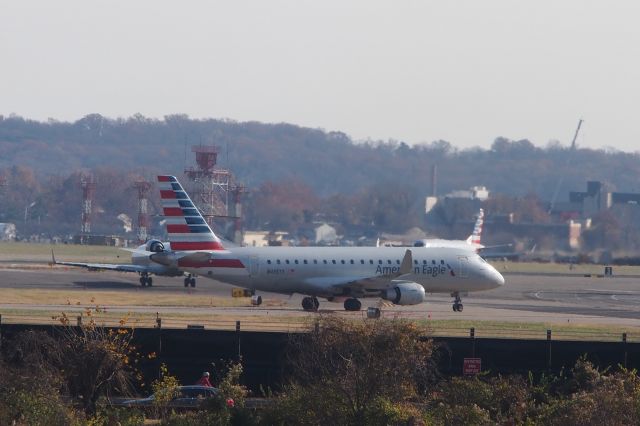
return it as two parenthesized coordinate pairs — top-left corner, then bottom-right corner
(183, 274), (196, 288)
(139, 273), (153, 287)
(452, 292), (463, 312)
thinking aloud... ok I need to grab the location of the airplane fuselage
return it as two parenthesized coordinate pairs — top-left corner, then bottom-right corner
(174, 246), (503, 299)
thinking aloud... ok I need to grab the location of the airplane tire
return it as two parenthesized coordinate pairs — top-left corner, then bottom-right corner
(140, 277), (146, 287)
(313, 297), (320, 310)
(184, 278), (189, 287)
(147, 277), (153, 287)
(190, 278), (196, 288)
(344, 298), (362, 311)
(302, 297), (317, 312)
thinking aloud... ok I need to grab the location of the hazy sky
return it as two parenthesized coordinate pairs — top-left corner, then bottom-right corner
(2, 1), (640, 151)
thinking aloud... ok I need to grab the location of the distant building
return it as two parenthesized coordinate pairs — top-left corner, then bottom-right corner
(0, 223), (16, 241)
(243, 231), (289, 247)
(425, 186), (489, 214)
(562, 181), (640, 219)
(72, 234), (125, 246)
(379, 227), (429, 247)
(445, 186), (489, 201)
(315, 223), (338, 245)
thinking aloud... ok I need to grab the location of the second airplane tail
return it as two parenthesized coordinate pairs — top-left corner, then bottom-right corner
(466, 208), (484, 246)
(157, 175), (225, 251)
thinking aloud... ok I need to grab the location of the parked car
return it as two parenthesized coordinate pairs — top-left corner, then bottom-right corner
(120, 385), (222, 409)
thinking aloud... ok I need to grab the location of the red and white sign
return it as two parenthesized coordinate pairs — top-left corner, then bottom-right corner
(463, 358), (481, 375)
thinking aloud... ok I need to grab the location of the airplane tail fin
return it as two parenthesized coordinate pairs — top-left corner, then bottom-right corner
(466, 208), (484, 245)
(157, 175), (225, 251)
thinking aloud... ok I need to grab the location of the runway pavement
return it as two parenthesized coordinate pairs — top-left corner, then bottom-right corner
(1, 265), (639, 327)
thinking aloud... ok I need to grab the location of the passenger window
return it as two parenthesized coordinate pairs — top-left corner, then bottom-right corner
(441, 260), (445, 264)
(387, 260), (392, 265)
(314, 260), (318, 264)
(378, 260), (383, 264)
(396, 260), (400, 265)
(303, 260), (308, 264)
(332, 260), (337, 264)
(432, 260), (436, 265)
(423, 260), (427, 265)
(414, 260), (418, 265)
(370, 260), (374, 264)
(360, 260), (365, 264)
(341, 260), (345, 264)
(294, 260), (299, 264)
(323, 260), (328, 264)
(350, 260), (354, 264)
(285, 260), (290, 264)
(267, 260), (272, 264)
(277, 260), (281, 264)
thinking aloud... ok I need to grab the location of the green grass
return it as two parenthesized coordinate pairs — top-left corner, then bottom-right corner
(419, 318), (638, 341)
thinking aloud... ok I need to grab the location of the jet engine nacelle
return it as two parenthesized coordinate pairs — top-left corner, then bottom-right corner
(382, 282), (426, 305)
(145, 239), (166, 253)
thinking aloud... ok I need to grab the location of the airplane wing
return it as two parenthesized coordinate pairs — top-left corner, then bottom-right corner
(304, 249), (414, 296)
(53, 259), (151, 273)
(52, 250), (162, 274)
(478, 243), (513, 251)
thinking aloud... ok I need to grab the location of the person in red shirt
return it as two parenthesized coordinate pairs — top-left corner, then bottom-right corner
(196, 371), (212, 387)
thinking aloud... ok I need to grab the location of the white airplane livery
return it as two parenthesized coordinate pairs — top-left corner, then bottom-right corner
(414, 209), (484, 251)
(152, 176), (504, 312)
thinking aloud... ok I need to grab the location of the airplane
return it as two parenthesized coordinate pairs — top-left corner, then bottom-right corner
(52, 240), (198, 288)
(149, 175), (505, 312)
(413, 209), (514, 258)
(413, 208), (485, 250)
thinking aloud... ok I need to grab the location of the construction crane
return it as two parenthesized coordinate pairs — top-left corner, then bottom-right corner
(548, 119), (583, 214)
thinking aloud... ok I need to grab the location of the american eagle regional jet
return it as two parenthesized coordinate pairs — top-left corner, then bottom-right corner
(151, 175), (504, 312)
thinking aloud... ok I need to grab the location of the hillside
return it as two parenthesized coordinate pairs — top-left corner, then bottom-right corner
(2, 114), (640, 240)
(3, 114), (640, 198)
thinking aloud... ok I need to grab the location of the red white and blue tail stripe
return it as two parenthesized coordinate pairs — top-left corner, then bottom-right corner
(467, 208), (484, 246)
(157, 175), (225, 251)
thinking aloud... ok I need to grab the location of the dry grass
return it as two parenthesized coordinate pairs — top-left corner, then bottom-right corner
(0, 287), (288, 308)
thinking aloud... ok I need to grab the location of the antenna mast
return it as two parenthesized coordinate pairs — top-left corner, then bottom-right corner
(548, 119), (583, 214)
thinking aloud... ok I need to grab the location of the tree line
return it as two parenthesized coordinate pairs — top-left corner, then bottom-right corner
(2, 114), (640, 248)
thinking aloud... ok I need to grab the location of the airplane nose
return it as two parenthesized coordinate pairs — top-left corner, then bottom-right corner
(489, 266), (505, 287)
(477, 265), (504, 289)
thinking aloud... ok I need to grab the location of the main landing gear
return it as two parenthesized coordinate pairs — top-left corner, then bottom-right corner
(139, 273), (153, 287)
(302, 296), (320, 312)
(452, 292), (463, 312)
(184, 274), (196, 288)
(344, 298), (362, 311)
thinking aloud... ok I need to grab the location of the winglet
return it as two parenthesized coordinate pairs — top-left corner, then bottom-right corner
(399, 249), (412, 275)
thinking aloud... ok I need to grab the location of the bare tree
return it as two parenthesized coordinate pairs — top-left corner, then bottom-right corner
(267, 316), (436, 426)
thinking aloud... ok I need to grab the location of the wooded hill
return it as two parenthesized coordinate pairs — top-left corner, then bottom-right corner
(1, 114), (640, 240)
